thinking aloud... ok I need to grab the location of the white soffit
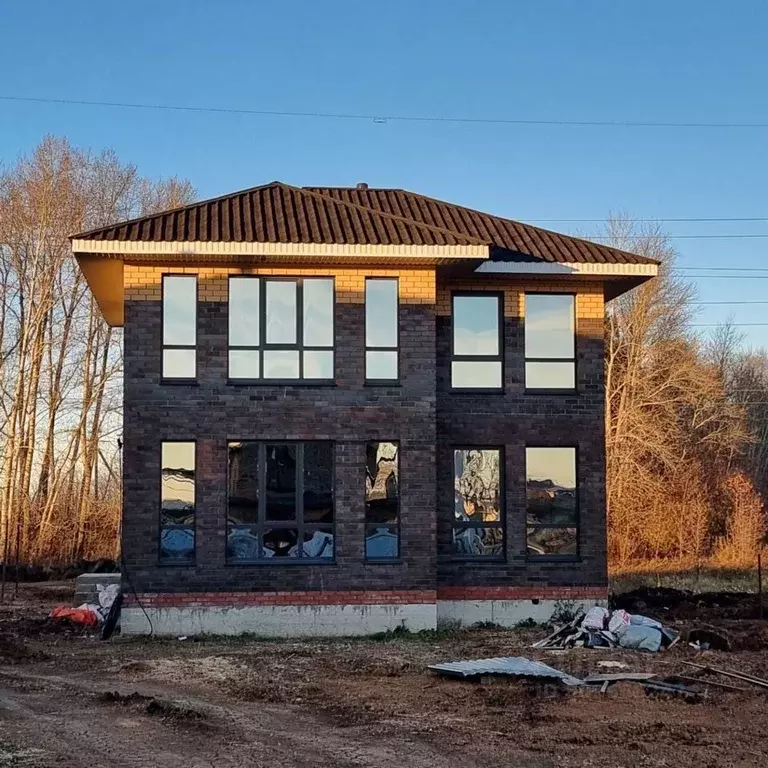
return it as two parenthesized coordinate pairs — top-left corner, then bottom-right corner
(474, 261), (658, 277)
(70, 239), (489, 260)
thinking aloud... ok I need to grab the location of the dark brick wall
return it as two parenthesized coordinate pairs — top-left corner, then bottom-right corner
(123, 297), (436, 593)
(122, 274), (607, 596)
(436, 296), (608, 589)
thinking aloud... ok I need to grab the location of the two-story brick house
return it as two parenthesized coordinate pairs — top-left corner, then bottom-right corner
(72, 182), (657, 636)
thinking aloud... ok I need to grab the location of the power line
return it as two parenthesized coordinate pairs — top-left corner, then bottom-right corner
(677, 267), (768, 272)
(534, 217), (768, 223)
(597, 233), (768, 240)
(691, 323), (768, 327)
(692, 301), (768, 305)
(3, 94), (768, 130)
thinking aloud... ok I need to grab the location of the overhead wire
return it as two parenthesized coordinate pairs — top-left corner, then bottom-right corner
(3, 94), (768, 129)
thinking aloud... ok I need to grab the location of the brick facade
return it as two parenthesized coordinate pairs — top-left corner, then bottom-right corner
(122, 263), (608, 607)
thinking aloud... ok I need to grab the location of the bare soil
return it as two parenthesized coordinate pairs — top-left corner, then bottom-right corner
(1, 583), (768, 767)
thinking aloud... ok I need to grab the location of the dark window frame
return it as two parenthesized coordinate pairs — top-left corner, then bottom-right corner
(451, 445), (506, 561)
(226, 440), (336, 565)
(158, 439), (197, 566)
(364, 277), (400, 384)
(523, 292), (577, 394)
(227, 276), (336, 385)
(525, 444), (580, 561)
(450, 291), (505, 393)
(161, 274), (198, 383)
(364, 440), (401, 562)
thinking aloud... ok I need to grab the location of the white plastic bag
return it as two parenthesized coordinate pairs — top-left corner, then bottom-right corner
(581, 606), (609, 630)
(608, 609), (631, 635)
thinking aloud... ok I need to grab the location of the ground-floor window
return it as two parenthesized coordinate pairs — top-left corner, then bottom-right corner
(227, 441), (334, 562)
(452, 447), (504, 557)
(160, 441), (196, 564)
(526, 446), (578, 558)
(365, 442), (400, 559)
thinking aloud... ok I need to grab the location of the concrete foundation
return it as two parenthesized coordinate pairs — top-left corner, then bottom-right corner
(436, 598), (608, 629)
(121, 602), (437, 637)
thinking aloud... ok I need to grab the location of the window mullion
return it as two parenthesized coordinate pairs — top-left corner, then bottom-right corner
(297, 280), (304, 379)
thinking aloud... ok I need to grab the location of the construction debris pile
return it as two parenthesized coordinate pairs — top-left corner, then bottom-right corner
(532, 606), (679, 653)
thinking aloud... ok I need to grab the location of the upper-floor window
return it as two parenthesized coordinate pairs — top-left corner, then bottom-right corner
(228, 277), (334, 382)
(365, 278), (399, 382)
(524, 293), (575, 390)
(227, 441), (334, 562)
(451, 293), (503, 389)
(526, 446), (578, 558)
(162, 275), (197, 380)
(452, 447), (504, 557)
(365, 441), (400, 559)
(160, 441), (195, 564)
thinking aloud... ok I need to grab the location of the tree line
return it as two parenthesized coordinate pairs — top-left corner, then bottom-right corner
(0, 137), (765, 572)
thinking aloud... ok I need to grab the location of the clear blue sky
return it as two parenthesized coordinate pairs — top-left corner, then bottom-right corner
(2, 1), (767, 345)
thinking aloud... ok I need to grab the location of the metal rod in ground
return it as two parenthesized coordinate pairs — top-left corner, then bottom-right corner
(13, 494), (21, 599)
(759, 549), (764, 621)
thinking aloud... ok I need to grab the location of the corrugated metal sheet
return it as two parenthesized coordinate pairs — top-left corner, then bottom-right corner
(428, 656), (583, 685)
(72, 181), (652, 265)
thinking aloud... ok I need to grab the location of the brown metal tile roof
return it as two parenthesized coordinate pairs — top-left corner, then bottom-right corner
(72, 181), (652, 264)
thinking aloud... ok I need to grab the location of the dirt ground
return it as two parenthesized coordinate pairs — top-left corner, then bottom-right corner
(1, 584), (768, 767)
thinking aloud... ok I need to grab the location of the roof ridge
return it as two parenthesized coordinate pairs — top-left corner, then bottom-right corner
(390, 188), (654, 264)
(70, 181), (285, 240)
(290, 184), (490, 247)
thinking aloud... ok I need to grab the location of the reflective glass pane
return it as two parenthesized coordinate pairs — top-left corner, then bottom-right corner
(303, 279), (334, 347)
(160, 526), (194, 563)
(525, 294), (574, 359)
(163, 276), (196, 346)
(263, 528), (299, 558)
(303, 350), (333, 380)
(300, 528), (334, 559)
(526, 447), (577, 525)
(365, 442), (399, 524)
(228, 278), (260, 346)
(452, 526), (503, 557)
(227, 525), (261, 561)
(525, 362), (575, 390)
(263, 350), (300, 379)
(303, 443), (334, 523)
(453, 295), (499, 355)
(227, 442), (259, 524)
(161, 442), (195, 524)
(266, 281), (297, 343)
(366, 350), (398, 381)
(229, 350), (260, 379)
(451, 360), (502, 389)
(365, 279), (398, 347)
(527, 527), (578, 556)
(454, 449), (501, 522)
(365, 525), (399, 559)
(163, 348), (196, 379)
(265, 445), (297, 521)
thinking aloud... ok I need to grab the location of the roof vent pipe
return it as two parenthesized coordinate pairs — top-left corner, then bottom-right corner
(356, 182), (369, 191)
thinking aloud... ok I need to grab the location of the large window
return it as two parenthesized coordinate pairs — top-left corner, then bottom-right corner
(365, 442), (400, 559)
(162, 275), (197, 380)
(452, 448), (504, 557)
(160, 442), (195, 564)
(228, 277), (334, 381)
(227, 441), (334, 561)
(365, 278), (399, 381)
(451, 293), (502, 389)
(524, 294), (575, 390)
(526, 447), (578, 558)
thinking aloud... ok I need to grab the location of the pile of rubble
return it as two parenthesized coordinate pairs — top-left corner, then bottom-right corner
(532, 606), (679, 653)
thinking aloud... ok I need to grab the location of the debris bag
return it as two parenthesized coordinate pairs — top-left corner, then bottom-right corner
(97, 583), (120, 612)
(608, 609), (631, 635)
(581, 606), (609, 631)
(50, 605), (100, 627)
(617, 625), (663, 653)
(629, 614), (662, 629)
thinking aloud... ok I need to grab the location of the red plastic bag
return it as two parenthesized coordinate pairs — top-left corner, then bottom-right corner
(49, 605), (99, 627)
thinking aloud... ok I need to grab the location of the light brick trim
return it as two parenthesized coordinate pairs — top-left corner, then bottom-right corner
(124, 589), (437, 608)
